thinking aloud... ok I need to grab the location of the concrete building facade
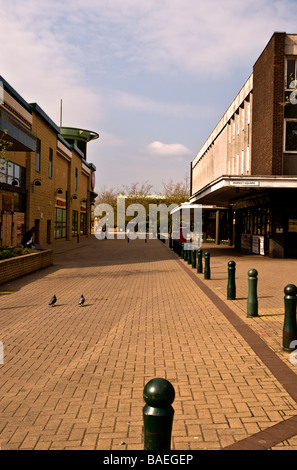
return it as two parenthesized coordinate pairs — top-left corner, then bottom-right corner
(190, 32), (297, 258)
(0, 76), (98, 248)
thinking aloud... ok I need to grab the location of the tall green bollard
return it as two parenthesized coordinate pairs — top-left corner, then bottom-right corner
(247, 269), (258, 317)
(192, 249), (197, 269)
(283, 284), (297, 351)
(143, 378), (175, 450)
(204, 252), (211, 280)
(183, 243), (188, 261)
(227, 261), (236, 300)
(197, 249), (203, 274)
(169, 235), (172, 249)
(180, 242), (184, 258)
(187, 247), (192, 265)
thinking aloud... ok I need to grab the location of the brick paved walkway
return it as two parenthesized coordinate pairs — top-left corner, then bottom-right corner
(1, 236), (297, 450)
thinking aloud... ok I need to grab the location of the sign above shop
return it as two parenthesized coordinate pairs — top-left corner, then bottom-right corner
(2, 195), (13, 211)
(230, 181), (260, 187)
(55, 198), (66, 208)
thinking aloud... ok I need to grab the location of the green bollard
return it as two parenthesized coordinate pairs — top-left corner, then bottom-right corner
(283, 284), (297, 351)
(183, 243), (188, 261)
(197, 249), (203, 274)
(143, 378), (175, 450)
(187, 247), (192, 265)
(204, 252), (210, 280)
(169, 235), (172, 249)
(192, 249), (197, 269)
(180, 242), (184, 258)
(227, 261), (236, 300)
(247, 268), (258, 317)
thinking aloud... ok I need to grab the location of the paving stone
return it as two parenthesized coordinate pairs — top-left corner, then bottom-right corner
(1, 237), (297, 450)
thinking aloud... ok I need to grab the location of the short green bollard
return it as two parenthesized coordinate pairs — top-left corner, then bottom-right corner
(192, 249), (197, 269)
(197, 249), (203, 274)
(204, 252), (210, 280)
(227, 261), (236, 300)
(143, 378), (175, 450)
(247, 269), (258, 317)
(283, 284), (297, 352)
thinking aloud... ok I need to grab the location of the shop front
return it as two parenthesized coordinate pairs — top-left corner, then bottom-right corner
(190, 176), (297, 258)
(233, 197), (271, 256)
(0, 160), (26, 247)
(0, 192), (26, 247)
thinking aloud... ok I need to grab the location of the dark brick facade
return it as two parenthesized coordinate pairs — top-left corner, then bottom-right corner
(252, 33), (285, 175)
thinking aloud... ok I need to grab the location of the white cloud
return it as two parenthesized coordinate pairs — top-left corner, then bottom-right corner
(35, 0), (297, 77)
(2, 0), (297, 193)
(0, 4), (103, 129)
(147, 141), (192, 158)
(2, 0), (297, 85)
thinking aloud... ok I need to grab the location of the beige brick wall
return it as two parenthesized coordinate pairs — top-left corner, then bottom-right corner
(0, 249), (53, 284)
(2, 101), (94, 247)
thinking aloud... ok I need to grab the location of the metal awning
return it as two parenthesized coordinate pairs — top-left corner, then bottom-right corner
(190, 175), (297, 206)
(170, 202), (202, 215)
(0, 108), (36, 152)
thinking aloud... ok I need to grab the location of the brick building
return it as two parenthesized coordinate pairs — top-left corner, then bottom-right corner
(190, 32), (297, 258)
(0, 76), (98, 247)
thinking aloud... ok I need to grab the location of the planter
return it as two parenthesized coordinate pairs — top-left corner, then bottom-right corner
(0, 249), (53, 285)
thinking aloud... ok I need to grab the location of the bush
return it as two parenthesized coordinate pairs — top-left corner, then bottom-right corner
(0, 247), (38, 260)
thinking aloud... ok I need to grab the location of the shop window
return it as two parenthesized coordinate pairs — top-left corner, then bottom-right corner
(55, 207), (67, 238)
(80, 212), (87, 235)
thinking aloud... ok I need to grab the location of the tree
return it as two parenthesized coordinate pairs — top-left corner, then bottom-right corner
(94, 178), (191, 233)
(162, 174), (190, 206)
(95, 186), (118, 207)
(0, 130), (12, 171)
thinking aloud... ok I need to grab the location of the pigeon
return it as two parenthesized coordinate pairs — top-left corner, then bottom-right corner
(78, 294), (85, 306)
(49, 295), (57, 306)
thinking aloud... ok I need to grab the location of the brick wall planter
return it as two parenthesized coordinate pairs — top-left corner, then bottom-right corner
(0, 249), (53, 285)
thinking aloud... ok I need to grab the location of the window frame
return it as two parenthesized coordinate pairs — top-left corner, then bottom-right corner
(49, 147), (53, 179)
(36, 138), (41, 173)
(283, 119), (297, 154)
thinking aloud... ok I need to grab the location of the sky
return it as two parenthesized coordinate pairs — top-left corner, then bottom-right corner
(2, 0), (297, 194)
